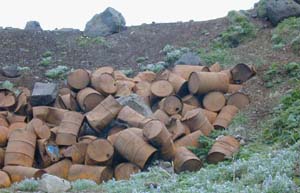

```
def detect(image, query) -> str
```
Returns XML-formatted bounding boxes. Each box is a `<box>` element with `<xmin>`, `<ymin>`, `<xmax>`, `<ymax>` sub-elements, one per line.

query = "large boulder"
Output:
<box><xmin>84</xmin><ymin>7</ymin><xmax>126</xmax><ymax>37</ymax></box>
<box><xmin>30</xmin><ymin>82</ymin><xmax>58</xmax><ymax>106</ymax></box>
<box><xmin>117</xmin><ymin>94</ymin><xmax>153</xmax><ymax>117</ymax></box>
<box><xmin>38</xmin><ymin>174</ymin><xmax>71</xmax><ymax>193</ymax></box>
<box><xmin>1</xmin><ymin>65</ymin><xmax>21</xmax><ymax>78</ymax></box>
<box><xmin>263</xmin><ymin>0</ymin><xmax>300</xmax><ymax>25</ymax></box>
<box><xmin>24</xmin><ymin>21</ymin><xmax>43</xmax><ymax>31</ymax></box>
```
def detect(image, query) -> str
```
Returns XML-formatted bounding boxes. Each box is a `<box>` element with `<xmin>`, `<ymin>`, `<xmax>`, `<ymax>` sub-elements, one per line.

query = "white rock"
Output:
<box><xmin>39</xmin><ymin>174</ymin><xmax>71</xmax><ymax>193</ymax></box>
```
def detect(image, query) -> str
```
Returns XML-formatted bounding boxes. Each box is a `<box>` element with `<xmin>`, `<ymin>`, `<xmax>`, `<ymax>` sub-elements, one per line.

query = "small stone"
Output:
<box><xmin>1</xmin><ymin>65</ymin><xmax>21</xmax><ymax>78</ymax></box>
<box><xmin>38</xmin><ymin>174</ymin><xmax>71</xmax><ymax>193</ymax></box>
<box><xmin>30</xmin><ymin>82</ymin><xmax>58</xmax><ymax>106</ymax></box>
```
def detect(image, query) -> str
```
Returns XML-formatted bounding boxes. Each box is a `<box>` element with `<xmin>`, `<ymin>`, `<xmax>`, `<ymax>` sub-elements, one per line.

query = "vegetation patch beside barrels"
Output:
<box><xmin>0</xmin><ymin>62</ymin><xmax>257</xmax><ymax>190</ymax></box>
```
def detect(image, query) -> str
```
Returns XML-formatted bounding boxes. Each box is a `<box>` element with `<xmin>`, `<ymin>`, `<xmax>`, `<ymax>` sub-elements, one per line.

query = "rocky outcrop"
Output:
<box><xmin>24</xmin><ymin>21</ymin><xmax>43</xmax><ymax>31</ymax></box>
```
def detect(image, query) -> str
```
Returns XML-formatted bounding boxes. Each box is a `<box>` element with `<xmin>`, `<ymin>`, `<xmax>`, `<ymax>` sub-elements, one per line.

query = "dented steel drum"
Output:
<box><xmin>68</xmin><ymin>164</ymin><xmax>113</xmax><ymax>184</ymax></box>
<box><xmin>213</xmin><ymin>105</ymin><xmax>239</xmax><ymax>129</ymax></box>
<box><xmin>175</xmin><ymin>130</ymin><xmax>204</xmax><ymax>148</ymax></box>
<box><xmin>45</xmin><ymin>159</ymin><xmax>72</xmax><ymax>179</ymax></box>
<box><xmin>5</xmin><ymin>128</ymin><xmax>36</xmax><ymax>167</ymax></box>
<box><xmin>114</xmin><ymin>163</ymin><xmax>140</xmax><ymax>181</ymax></box>
<box><xmin>56</xmin><ymin>111</ymin><xmax>84</xmax><ymax>146</ymax></box>
<box><xmin>173</xmin><ymin>147</ymin><xmax>202</xmax><ymax>173</ymax></box>
<box><xmin>3</xmin><ymin>166</ymin><xmax>46</xmax><ymax>183</ymax></box>
<box><xmin>0</xmin><ymin>170</ymin><xmax>11</xmax><ymax>188</ymax></box>
<box><xmin>114</xmin><ymin>130</ymin><xmax>157</xmax><ymax>169</ymax></box>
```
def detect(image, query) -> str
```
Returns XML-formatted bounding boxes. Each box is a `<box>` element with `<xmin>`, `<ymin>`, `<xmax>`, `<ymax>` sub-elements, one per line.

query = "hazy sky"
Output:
<box><xmin>0</xmin><ymin>0</ymin><xmax>259</xmax><ymax>30</ymax></box>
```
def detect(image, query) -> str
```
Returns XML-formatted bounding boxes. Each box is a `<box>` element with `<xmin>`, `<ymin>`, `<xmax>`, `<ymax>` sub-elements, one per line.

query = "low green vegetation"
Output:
<box><xmin>198</xmin><ymin>47</ymin><xmax>232</xmax><ymax>66</ymax></box>
<box><xmin>39</xmin><ymin>51</ymin><xmax>54</xmax><ymax>66</ymax></box>
<box><xmin>272</xmin><ymin>17</ymin><xmax>300</xmax><ymax>53</ymax></box>
<box><xmin>139</xmin><ymin>61</ymin><xmax>167</xmax><ymax>73</ymax></box>
<box><xmin>255</xmin><ymin>0</ymin><xmax>267</xmax><ymax>18</ymax></box>
<box><xmin>120</xmin><ymin>68</ymin><xmax>134</xmax><ymax>77</ymax></box>
<box><xmin>45</xmin><ymin>65</ymin><xmax>69</xmax><ymax>79</ymax></box>
<box><xmin>230</xmin><ymin>112</ymin><xmax>249</xmax><ymax>128</ymax></box>
<box><xmin>76</xmin><ymin>36</ymin><xmax>109</xmax><ymax>47</ymax></box>
<box><xmin>135</xmin><ymin>56</ymin><xmax>148</xmax><ymax>64</ymax></box>
<box><xmin>162</xmin><ymin>44</ymin><xmax>190</xmax><ymax>64</ymax></box>
<box><xmin>0</xmin><ymin>80</ymin><xmax>14</xmax><ymax>90</ymax></box>
<box><xmin>71</xmin><ymin>179</ymin><xmax>98</xmax><ymax>192</ymax></box>
<box><xmin>13</xmin><ymin>179</ymin><xmax>38</xmax><ymax>192</ymax></box>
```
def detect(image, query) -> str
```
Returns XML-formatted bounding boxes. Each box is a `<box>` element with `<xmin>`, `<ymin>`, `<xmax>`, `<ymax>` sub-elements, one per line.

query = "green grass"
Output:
<box><xmin>45</xmin><ymin>65</ymin><xmax>69</xmax><ymax>79</ymax></box>
<box><xmin>76</xmin><ymin>36</ymin><xmax>109</xmax><ymax>47</ymax></box>
<box><xmin>14</xmin><ymin>178</ymin><xmax>39</xmax><ymax>192</ymax></box>
<box><xmin>272</xmin><ymin>17</ymin><xmax>300</xmax><ymax>51</ymax></box>
<box><xmin>198</xmin><ymin>47</ymin><xmax>233</xmax><ymax>66</ymax></box>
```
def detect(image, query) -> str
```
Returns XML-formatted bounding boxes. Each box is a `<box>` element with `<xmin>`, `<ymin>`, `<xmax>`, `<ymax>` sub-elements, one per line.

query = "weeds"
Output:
<box><xmin>162</xmin><ymin>44</ymin><xmax>190</xmax><ymax>64</ymax></box>
<box><xmin>139</xmin><ymin>61</ymin><xmax>167</xmax><ymax>73</ymax></box>
<box><xmin>45</xmin><ymin>65</ymin><xmax>69</xmax><ymax>79</ymax></box>
<box><xmin>14</xmin><ymin>178</ymin><xmax>38</xmax><ymax>192</ymax></box>
<box><xmin>71</xmin><ymin>179</ymin><xmax>98</xmax><ymax>192</ymax></box>
<box><xmin>120</xmin><ymin>68</ymin><xmax>134</xmax><ymax>77</ymax></box>
<box><xmin>76</xmin><ymin>36</ymin><xmax>109</xmax><ymax>47</ymax></box>
<box><xmin>40</xmin><ymin>51</ymin><xmax>53</xmax><ymax>66</ymax></box>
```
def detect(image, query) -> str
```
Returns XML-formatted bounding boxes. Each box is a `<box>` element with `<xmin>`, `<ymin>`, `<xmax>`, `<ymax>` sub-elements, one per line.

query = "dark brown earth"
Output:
<box><xmin>0</xmin><ymin>10</ymin><xmax>300</xmax><ymax>136</ymax></box>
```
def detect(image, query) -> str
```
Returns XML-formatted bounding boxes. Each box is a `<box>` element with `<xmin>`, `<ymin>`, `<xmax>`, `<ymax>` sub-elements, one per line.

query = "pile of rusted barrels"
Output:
<box><xmin>0</xmin><ymin>63</ymin><xmax>255</xmax><ymax>188</ymax></box>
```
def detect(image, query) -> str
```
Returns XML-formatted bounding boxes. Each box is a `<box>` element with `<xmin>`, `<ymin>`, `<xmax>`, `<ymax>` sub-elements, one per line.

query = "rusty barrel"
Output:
<box><xmin>209</xmin><ymin>63</ymin><xmax>222</xmax><ymax>72</ymax></box>
<box><xmin>213</xmin><ymin>105</ymin><xmax>239</xmax><ymax>129</ymax></box>
<box><xmin>91</xmin><ymin>72</ymin><xmax>118</xmax><ymax>95</ymax></box>
<box><xmin>36</xmin><ymin>139</ymin><xmax>53</xmax><ymax>168</ymax></box>
<box><xmin>133</xmin><ymin>71</ymin><xmax>156</xmax><ymax>82</ymax></box>
<box><xmin>207</xmin><ymin>136</ymin><xmax>240</xmax><ymax>164</ymax></box>
<box><xmin>0</xmin><ymin>170</ymin><xmax>11</xmax><ymax>188</ymax></box>
<box><xmin>159</xmin><ymin>70</ymin><xmax>188</xmax><ymax>95</ymax></box>
<box><xmin>159</xmin><ymin>95</ymin><xmax>183</xmax><ymax>116</ymax></box>
<box><xmin>201</xmin><ymin>108</ymin><xmax>218</xmax><ymax>124</ymax></box>
<box><xmin>151</xmin><ymin>80</ymin><xmax>174</xmax><ymax>98</ymax></box>
<box><xmin>173</xmin><ymin>147</ymin><xmax>202</xmax><ymax>174</ymax></box>
<box><xmin>133</xmin><ymin>81</ymin><xmax>152</xmax><ymax>106</ymax></box>
<box><xmin>114</xmin><ymin>163</ymin><xmax>141</xmax><ymax>181</ymax></box>
<box><xmin>227</xmin><ymin>84</ymin><xmax>243</xmax><ymax>93</ymax></box>
<box><xmin>143</xmin><ymin>120</ymin><xmax>175</xmax><ymax>161</ymax></box>
<box><xmin>182</xmin><ymin>95</ymin><xmax>200</xmax><ymax>107</ymax></box>
<box><xmin>174</xmin><ymin>130</ymin><xmax>204</xmax><ymax>148</ymax></box>
<box><xmin>203</xmin><ymin>91</ymin><xmax>226</xmax><ymax>112</ymax></box>
<box><xmin>56</xmin><ymin>111</ymin><xmax>84</xmax><ymax>146</ymax></box>
<box><xmin>227</xmin><ymin>92</ymin><xmax>250</xmax><ymax>109</ymax></box>
<box><xmin>68</xmin><ymin>164</ymin><xmax>113</xmax><ymax>184</ymax></box>
<box><xmin>32</xmin><ymin>106</ymin><xmax>67</xmax><ymax>126</ymax></box>
<box><xmin>85</xmin><ymin>139</ymin><xmax>114</xmax><ymax>166</ymax></box>
<box><xmin>0</xmin><ymin>116</ymin><xmax>9</xmax><ymax>127</ymax></box>
<box><xmin>117</xmin><ymin>106</ymin><xmax>148</xmax><ymax>128</ymax></box>
<box><xmin>78</xmin><ymin>135</ymin><xmax>98</xmax><ymax>143</ymax></box>
<box><xmin>0</xmin><ymin>148</ymin><xmax>4</xmax><ymax>167</ymax></box>
<box><xmin>77</xmin><ymin>87</ymin><xmax>105</xmax><ymax>112</ymax></box>
<box><xmin>45</xmin><ymin>159</ymin><xmax>72</xmax><ymax>179</ymax></box>
<box><xmin>188</xmin><ymin>72</ymin><xmax>229</xmax><ymax>94</ymax></box>
<box><xmin>3</xmin><ymin>166</ymin><xmax>46</xmax><ymax>183</ymax></box>
<box><xmin>115</xmin><ymin>82</ymin><xmax>133</xmax><ymax>97</ymax></box>
<box><xmin>181</xmin><ymin>103</ymin><xmax>197</xmax><ymax>116</ymax></box>
<box><xmin>63</xmin><ymin>142</ymin><xmax>89</xmax><ymax>164</ymax></box>
<box><xmin>152</xmin><ymin>109</ymin><xmax>171</xmax><ymax>126</ymax></box>
<box><xmin>168</xmin><ymin>119</ymin><xmax>188</xmax><ymax>141</ymax></box>
<box><xmin>5</xmin><ymin>128</ymin><xmax>36</xmax><ymax>167</ymax></box>
<box><xmin>0</xmin><ymin>126</ymin><xmax>8</xmax><ymax>147</ymax></box>
<box><xmin>182</xmin><ymin>108</ymin><xmax>214</xmax><ymax>136</ymax></box>
<box><xmin>172</xmin><ymin>65</ymin><xmax>210</xmax><ymax>80</ymax></box>
<box><xmin>67</xmin><ymin>69</ymin><xmax>90</xmax><ymax>90</ymax></box>
<box><xmin>8</xmin><ymin>122</ymin><xmax>27</xmax><ymax>136</ymax></box>
<box><xmin>0</xmin><ymin>90</ymin><xmax>16</xmax><ymax>109</ymax></box>
<box><xmin>86</xmin><ymin>95</ymin><xmax>122</xmax><ymax>132</ymax></box>
<box><xmin>57</xmin><ymin>93</ymin><xmax>78</xmax><ymax>111</ymax></box>
<box><xmin>114</xmin><ymin>130</ymin><xmax>157</xmax><ymax>168</ymax></box>
<box><xmin>26</xmin><ymin>118</ymin><xmax>51</xmax><ymax>140</ymax></box>
<box><xmin>231</xmin><ymin>63</ymin><xmax>256</xmax><ymax>84</ymax></box>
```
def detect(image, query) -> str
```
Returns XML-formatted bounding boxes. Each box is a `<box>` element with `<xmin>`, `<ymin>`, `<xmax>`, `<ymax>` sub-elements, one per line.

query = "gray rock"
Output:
<box><xmin>25</xmin><ymin>21</ymin><xmax>43</xmax><ymax>31</ymax></box>
<box><xmin>84</xmin><ymin>7</ymin><xmax>126</xmax><ymax>37</ymax></box>
<box><xmin>265</xmin><ymin>0</ymin><xmax>300</xmax><ymax>25</ymax></box>
<box><xmin>117</xmin><ymin>94</ymin><xmax>153</xmax><ymax>117</ymax></box>
<box><xmin>30</xmin><ymin>82</ymin><xmax>58</xmax><ymax>106</ymax></box>
<box><xmin>175</xmin><ymin>52</ymin><xmax>202</xmax><ymax>65</ymax></box>
<box><xmin>1</xmin><ymin>65</ymin><xmax>21</xmax><ymax>78</ymax></box>
<box><xmin>39</xmin><ymin>174</ymin><xmax>71</xmax><ymax>193</ymax></box>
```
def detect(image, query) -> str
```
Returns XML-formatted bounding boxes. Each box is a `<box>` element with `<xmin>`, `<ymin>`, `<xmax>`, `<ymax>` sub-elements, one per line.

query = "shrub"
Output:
<box><xmin>76</xmin><ymin>36</ymin><xmax>109</xmax><ymax>47</ymax></box>
<box><xmin>198</xmin><ymin>47</ymin><xmax>232</xmax><ymax>66</ymax></box>
<box><xmin>291</xmin><ymin>36</ymin><xmax>300</xmax><ymax>55</ymax></box>
<box><xmin>39</xmin><ymin>56</ymin><xmax>52</xmax><ymax>66</ymax></box>
<box><xmin>256</xmin><ymin>0</ymin><xmax>267</xmax><ymax>18</ymax></box>
<box><xmin>14</xmin><ymin>178</ymin><xmax>38</xmax><ymax>192</ymax></box>
<box><xmin>139</xmin><ymin>61</ymin><xmax>167</xmax><ymax>73</ymax></box>
<box><xmin>45</xmin><ymin>65</ymin><xmax>69</xmax><ymax>79</ymax></box>
<box><xmin>71</xmin><ymin>179</ymin><xmax>98</xmax><ymax>192</ymax></box>
<box><xmin>120</xmin><ymin>68</ymin><xmax>134</xmax><ymax>77</ymax></box>
<box><xmin>136</xmin><ymin>56</ymin><xmax>148</xmax><ymax>64</ymax></box>
<box><xmin>272</xmin><ymin>17</ymin><xmax>300</xmax><ymax>50</ymax></box>
<box><xmin>162</xmin><ymin>44</ymin><xmax>190</xmax><ymax>64</ymax></box>
<box><xmin>0</xmin><ymin>80</ymin><xmax>14</xmax><ymax>90</ymax></box>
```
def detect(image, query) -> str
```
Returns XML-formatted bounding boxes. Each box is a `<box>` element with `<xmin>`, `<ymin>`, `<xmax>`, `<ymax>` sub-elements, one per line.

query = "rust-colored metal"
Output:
<box><xmin>92</xmin><ymin>66</ymin><xmax>114</xmax><ymax>75</ymax></box>
<box><xmin>188</xmin><ymin>72</ymin><xmax>229</xmax><ymax>94</ymax></box>
<box><xmin>0</xmin><ymin>148</ymin><xmax>4</xmax><ymax>167</ymax></box>
<box><xmin>5</xmin><ymin>128</ymin><xmax>36</xmax><ymax>167</ymax></box>
<box><xmin>203</xmin><ymin>91</ymin><xmax>226</xmax><ymax>112</ymax></box>
<box><xmin>0</xmin><ymin>116</ymin><xmax>9</xmax><ymax>127</ymax></box>
<box><xmin>91</xmin><ymin>72</ymin><xmax>117</xmax><ymax>95</ymax></box>
<box><xmin>36</xmin><ymin>139</ymin><xmax>52</xmax><ymax>168</ymax></box>
<box><xmin>220</xmin><ymin>69</ymin><xmax>233</xmax><ymax>82</ymax></box>
<box><xmin>133</xmin><ymin>71</ymin><xmax>156</xmax><ymax>82</ymax></box>
<box><xmin>167</xmin><ymin>119</ymin><xmax>187</xmax><ymax>141</ymax></box>
<box><xmin>231</xmin><ymin>63</ymin><xmax>256</xmax><ymax>84</ymax></box>
<box><xmin>117</xmin><ymin>106</ymin><xmax>148</xmax><ymax>128</ymax></box>
<box><xmin>227</xmin><ymin>92</ymin><xmax>250</xmax><ymax>109</ymax></box>
<box><xmin>6</xmin><ymin>113</ymin><xmax>26</xmax><ymax>124</ymax></box>
<box><xmin>133</xmin><ymin>81</ymin><xmax>152</xmax><ymax>106</ymax></box>
<box><xmin>227</xmin><ymin>84</ymin><xmax>243</xmax><ymax>93</ymax></box>
<box><xmin>108</xmin><ymin>126</ymin><xmax>126</xmax><ymax>137</ymax></box>
<box><xmin>207</xmin><ymin>136</ymin><xmax>240</xmax><ymax>164</ymax></box>
<box><xmin>78</xmin><ymin>135</ymin><xmax>98</xmax><ymax>143</ymax></box>
<box><xmin>115</xmin><ymin>83</ymin><xmax>133</xmax><ymax>97</ymax></box>
<box><xmin>209</xmin><ymin>63</ymin><xmax>222</xmax><ymax>72</ymax></box>
<box><xmin>151</xmin><ymin>80</ymin><xmax>174</xmax><ymax>98</ymax></box>
<box><xmin>14</xmin><ymin>92</ymin><xmax>29</xmax><ymax>115</ymax></box>
<box><xmin>77</xmin><ymin>87</ymin><xmax>105</xmax><ymax>112</ymax></box>
<box><xmin>213</xmin><ymin>105</ymin><xmax>239</xmax><ymax>129</ymax></box>
<box><xmin>0</xmin><ymin>170</ymin><xmax>11</xmax><ymax>188</ymax></box>
<box><xmin>86</xmin><ymin>95</ymin><xmax>122</xmax><ymax>132</ymax></box>
<box><xmin>8</xmin><ymin>122</ymin><xmax>27</xmax><ymax>136</ymax></box>
<box><xmin>143</xmin><ymin>120</ymin><xmax>175</xmax><ymax>161</ymax></box>
<box><xmin>68</xmin><ymin>164</ymin><xmax>113</xmax><ymax>184</ymax></box>
<box><xmin>63</xmin><ymin>142</ymin><xmax>88</xmax><ymax>164</ymax></box>
<box><xmin>182</xmin><ymin>108</ymin><xmax>214</xmax><ymax>136</ymax></box>
<box><xmin>67</xmin><ymin>69</ymin><xmax>90</xmax><ymax>90</ymax></box>
<box><xmin>182</xmin><ymin>95</ymin><xmax>200</xmax><ymax>107</ymax></box>
<box><xmin>56</xmin><ymin>111</ymin><xmax>84</xmax><ymax>146</ymax></box>
<box><xmin>0</xmin><ymin>90</ymin><xmax>16</xmax><ymax>109</ymax></box>
<box><xmin>57</xmin><ymin>93</ymin><xmax>78</xmax><ymax>111</ymax></box>
<box><xmin>32</xmin><ymin>106</ymin><xmax>67</xmax><ymax>126</ymax></box>
<box><xmin>114</xmin><ymin>130</ymin><xmax>157</xmax><ymax>168</ymax></box>
<box><xmin>114</xmin><ymin>163</ymin><xmax>141</xmax><ymax>180</ymax></box>
<box><xmin>173</xmin><ymin>147</ymin><xmax>202</xmax><ymax>174</ymax></box>
<box><xmin>181</xmin><ymin>103</ymin><xmax>197</xmax><ymax>116</ymax></box>
<box><xmin>3</xmin><ymin>166</ymin><xmax>46</xmax><ymax>183</ymax></box>
<box><xmin>172</xmin><ymin>65</ymin><xmax>210</xmax><ymax>80</ymax></box>
<box><xmin>26</xmin><ymin>118</ymin><xmax>51</xmax><ymax>140</ymax></box>
<box><xmin>45</xmin><ymin>159</ymin><xmax>72</xmax><ymax>179</ymax></box>
<box><xmin>201</xmin><ymin>108</ymin><xmax>218</xmax><ymax>124</ymax></box>
<box><xmin>85</xmin><ymin>139</ymin><xmax>114</xmax><ymax>166</ymax></box>
<box><xmin>174</xmin><ymin>130</ymin><xmax>203</xmax><ymax>148</ymax></box>
<box><xmin>0</xmin><ymin>126</ymin><xmax>8</xmax><ymax>147</ymax></box>
<box><xmin>159</xmin><ymin>95</ymin><xmax>183</xmax><ymax>116</ymax></box>
<box><xmin>158</xmin><ymin>70</ymin><xmax>188</xmax><ymax>95</ymax></box>
<box><xmin>152</xmin><ymin>109</ymin><xmax>171</xmax><ymax>126</ymax></box>
<box><xmin>113</xmin><ymin>70</ymin><xmax>133</xmax><ymax>81</ymax></box>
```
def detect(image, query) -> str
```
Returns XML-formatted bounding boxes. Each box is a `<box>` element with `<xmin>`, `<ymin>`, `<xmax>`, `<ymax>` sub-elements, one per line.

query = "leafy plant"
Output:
<box><xmin>136</xmin><ymin>56</ymin><xmax>148</xmax><ymax>64</ymax></box>
<box><xmin>139</xmin><ymin>61</ymin><xmax>167</xmax><ymax>73</ymax></box>
<box><xmin>161</xmin><ymin>44</ymin><xmax>190</xmax><ymax>64</ymax></box>
<box><xmin>198</xmin><ymin>47</ymin><xmax>232</xmax><ymax>66</ymax></box>
<box><xmin>45</xmin><ymin>65</ymin><xmax>69</xmax><ymax>79</ymax></box>
<box><xmin>14</xmin><ymin>178</ymin><xmax>38</xmax><ymax>192</ymax></box>
<box><xmin>76</xmin><ymin>36</ymin><xmax>109</xmax><ymax>47</ymax></box>
<box><xmin>120</xmin><ymin>68</ymin><xmax>134</xmax><ymax>77</ymax></box>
